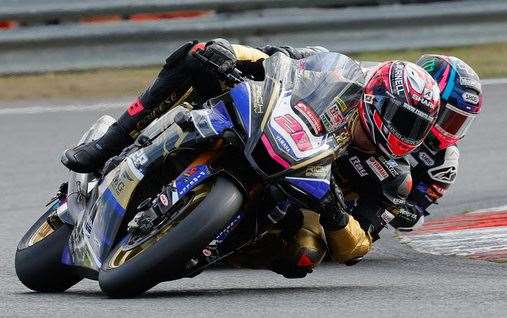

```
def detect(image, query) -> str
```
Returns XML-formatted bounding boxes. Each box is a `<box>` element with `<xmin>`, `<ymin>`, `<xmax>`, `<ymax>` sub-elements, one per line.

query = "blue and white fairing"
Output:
<box><xmin>229</xmin><ymin>52</ymin><xmax>364</xmax><ymax>200</ymax></box>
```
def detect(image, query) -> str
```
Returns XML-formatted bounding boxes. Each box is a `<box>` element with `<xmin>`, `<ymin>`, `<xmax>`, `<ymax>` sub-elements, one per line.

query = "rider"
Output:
<box><xmin>61</xmin><ymin>40</ymin><xmax>326</xmax><ymax>173</ymax></box>
<box><xmin>388</xmin><ymin>55</ymin><xmax>483</xmax><ymax>230</ymax></box>
<box><xmin>61</xmin><ymin>39</ymin><xmax>440</xmax><ymax>275</ymax></box>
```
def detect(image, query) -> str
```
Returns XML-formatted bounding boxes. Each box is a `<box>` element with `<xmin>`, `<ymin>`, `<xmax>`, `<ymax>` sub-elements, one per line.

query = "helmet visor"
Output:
<box><xmin>370</xmin><ymin>93</ymin><xmax>435</xmax><ymax>145</ymax></box>
<box><xmin>435</xmin><ymin>103</ymin><xmax>476</xmax><ymax>139</ymax></box>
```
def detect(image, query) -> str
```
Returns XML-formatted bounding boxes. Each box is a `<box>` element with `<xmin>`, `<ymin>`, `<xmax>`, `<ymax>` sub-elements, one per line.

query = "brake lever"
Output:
<box><xmin>192</xmin><ymin>50</ymin><xmax>243</xmax><ymax>85</ymax></box>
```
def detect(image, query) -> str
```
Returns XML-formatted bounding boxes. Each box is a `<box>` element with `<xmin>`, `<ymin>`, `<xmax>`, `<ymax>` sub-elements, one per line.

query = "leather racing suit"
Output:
<box><xmin>389</xmin><ymin>143</ymin><xmax>460</xmax><ymax>230</ymax></box>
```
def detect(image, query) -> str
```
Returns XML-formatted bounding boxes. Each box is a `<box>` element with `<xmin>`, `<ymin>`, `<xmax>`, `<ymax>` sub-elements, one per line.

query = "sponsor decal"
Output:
<box><xmin>366</xmin><ymin>157</ymin><xmax>389</xmax><ymax>181</ymax></box>
<box><xmin>305</xmin><ymin>165</ymin><xmax>330</xmax><ymax>179</ymax></box>
<box><xmin>428</xmin><ymin>165</ymin><xmax>457</xmax><ymax>184</ymax></box>
<box><xmin>131</xmin><ymin>150</ymin><xmax>148</xmax><ymax>167</ymax></box>
<box><xmin>411</xmin><ymin>93</ymin><xmax>435</xmax><ymax>109</ymax></box>
<box><xmin>274</xmin><ymin>114</ymin><xmax>302</xmax><ymax>134</ymax></box>
<box><xmin>393</xmin><ymin>62</ymin><xmax>405</xmax><ymax>95</ymax></box>
<box><xmin>111</xmin><ymin>175</ymin><xmax>125</xmax><ymax>195</ymax></box>
<box><xmin>462</xmin><ymin>92</ymin><xmax>480</xmax><ymax>105</ymax></box>
<box><xmin>390</xmin><ymin>197</ymin><xmax>404</xmax><ymax>205</ymax></box>
<box><xmin>459</xmin><ymin>77</ymin><xmax>481</xmax><ymax>92</ymax></box>
<box><xmin>322</xmin><ymin>104</ymin><xmax>344</xmax><ymax>131</ymax></box>
<box><xmin>274</xmin><ymin>132</ymin><xmax>293</xmax><ymax>154</ymax></box>
<box><xmin>423</xmin><ymin>87</ymin><xmax>433</xmax><ymax>100</ymax></box>
<box><xmin>159</xmin><ymin>194</ymin><xmax>169</xmax><ymax>206</ymax></box>
<box><xmin>380</xmin><ymin>210</ymin><xmax>395</xmax><ymax>224</ymax></box>
<box><xmin>177</xmin><ymin>165</ymin><xmax>211</xmax><ymax>195</ymax></box>
<box><xmin>184</xmin><ymin>166</ymin><xmax>199</xmax><ymax>177</ymax></box>
<box><xmin>333</xmin><ymin>96</ymin><xmax>349</xmax><ymax>113</ymax></box>
<box><xmin>363</xmin><ymin>94</ymin><xmax>375</xmax><ymax>104</ymax></box>
<box><xmin>291</xmin><ymin>130</ymin><xmax>313</xmax><ymax>152</ymax></box>
<box><xmin>349</xmin><ymin>156</ymin><xmax>368</xmax><ymax>177</ymax></box>
<box><xmin>127</xmin><ymin>98</ymin><xmax>144</xmax><ymax>116</ymax></box>
<box><xmin>333</xmin><ymin>129</ymin><xmax>351</xmax><ymax>148</ymax></box>
<box><xmin>294</xmin><ymin>101</ymin><xmax>324</xmax><ymax>135</ymax></box>
<box><xmin>378</xmin><ymin>156</ymin><xmax>399</xmax><ymax>176</ymax></box>
<box><xmin>418</xmin><ymin>151</ymin><xmax>435</xmax><ymax>166</ymax></box>
<box><xmin>214</xmin><ymin>212</ymin><xmax>244</xmax><ymax>243</ymax></box>
<box><xmin>400</xmin><ymin>101</ymin><xmax>434</xmax><ymax>121</ymax></box>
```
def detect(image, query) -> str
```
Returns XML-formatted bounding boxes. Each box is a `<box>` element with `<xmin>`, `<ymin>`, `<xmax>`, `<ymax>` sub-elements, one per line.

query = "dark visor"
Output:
<box><xmin>369</xmin><ymin>93</ymin><xmax>435</xmax><ymax>144</ymax></box>
<box><xmin>435</xmin><ymin>103</ymin><xmax>476</xmax><ymax>139</ymax></box>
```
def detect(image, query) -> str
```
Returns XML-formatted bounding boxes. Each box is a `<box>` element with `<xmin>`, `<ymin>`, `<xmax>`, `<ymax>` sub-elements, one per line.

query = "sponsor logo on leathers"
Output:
<box><xmin>366</xmin><ymin>157</ymin><xmax>389</xmax><ymax>181</ymax></box>
<box><xmin>418</xmin><ymin>151</ymin><xmax>435</xmax><ymax>166</ymax></box>
<box><xmin>349</xmin><ymin>156</ymin><xmax>368</xmax><ymax>177</ymax></box>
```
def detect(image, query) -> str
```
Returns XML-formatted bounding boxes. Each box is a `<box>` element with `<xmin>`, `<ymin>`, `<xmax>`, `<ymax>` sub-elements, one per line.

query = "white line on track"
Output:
<box><xmin>1</xmin><ymin>78</ymin><xmax>506</xmax><ymax>116</ymax></box>
<box><xmin>0</xmin><ymin>102</ymin><xmax>124</xmax><ymax>115</ymax></box>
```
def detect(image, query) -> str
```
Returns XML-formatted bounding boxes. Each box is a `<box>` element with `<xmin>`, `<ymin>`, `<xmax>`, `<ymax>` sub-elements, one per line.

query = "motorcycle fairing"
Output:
<box><xmin>64</xmin><ymin>157</ymin><xmax>143</xmax><ymax>268</ymax></box>
<box><xmin>64</xmin><ymin>102</ymin><xmax>235</xmax><ymax>270</ymax></box>
<box><xmin>190</xmin><ymin>103</ymin><xmax>234</xmax><ymax>138</ymax></box>
<box><xmin>243</xmin><ymin>53</ymin><xmax>362</xmax><ymax>179</ymax></box>
<box><xmin>230</xmin><ymin>82</ymin><xmax>252</xmax><ymax>137</ymax></box>
<box><xmin>285</xmin><ymin>177</ymin><xmax>330</xmax><ymax>200</ymax></box>
<box><xmin>171</xmin><ymin>164</ymin><xmax>213</xmax><ymax>203</ymax></box>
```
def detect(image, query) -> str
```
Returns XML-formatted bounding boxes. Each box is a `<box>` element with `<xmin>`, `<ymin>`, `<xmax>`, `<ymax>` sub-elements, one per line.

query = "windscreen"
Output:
<box><xmin>263</xmin><ymin>52</ymin><xmax>365</xmax><ymax>134</ymax></box>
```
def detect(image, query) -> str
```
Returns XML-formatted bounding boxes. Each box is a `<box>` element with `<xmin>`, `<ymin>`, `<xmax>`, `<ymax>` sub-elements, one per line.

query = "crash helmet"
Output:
<box><xmin>416</xmin><ymin>55</ymin><xmax>483</xmax><ymax>150</ymax></box>
<box><xmin>358</xmin><ymin>60</ymin><xmax>440</xmax><ymax>158</ymax></box>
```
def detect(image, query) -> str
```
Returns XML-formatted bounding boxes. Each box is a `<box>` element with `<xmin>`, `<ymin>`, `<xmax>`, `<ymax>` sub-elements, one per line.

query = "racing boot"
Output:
<box><xmin>271</xmin><ymin>209</ymin><xmax>327</xmax><ymax>278</ymax></box>
<box><xmin>61</xmin><ymin>42</ymin><xmax>201</xmax><ymax>173</ymax></box>
<box><xmin>60</xmin><ymin>120</ymin><xmax>133</xmax><ymax>173</ymax></box>
<box><xmin>324</xmin><ymin>214</ymin><xmax>372</xmax><ymax>265</ymax></box>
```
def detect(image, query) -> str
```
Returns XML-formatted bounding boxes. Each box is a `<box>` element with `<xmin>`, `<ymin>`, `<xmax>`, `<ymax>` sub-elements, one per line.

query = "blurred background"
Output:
<box><xmin>0</xmin><ymin>0</ymin><xmax>506</xmax><ymax>103</ymax></box>
<box><xmin>1</xmin><ymin>2</ymin><xmax>506</xmax><ymax>316</ymax></box>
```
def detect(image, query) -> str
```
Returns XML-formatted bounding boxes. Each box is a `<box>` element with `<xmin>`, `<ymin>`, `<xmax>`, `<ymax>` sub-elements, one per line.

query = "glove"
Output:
<box><xmin>389</xmin><ymin>203</ymin><xmax>425</xmax><ymax>231</ymax></box>
<box><xmin>199</xmin><ymin>38</ymin><xmax>237</xmax><ymax>76</ymax></box>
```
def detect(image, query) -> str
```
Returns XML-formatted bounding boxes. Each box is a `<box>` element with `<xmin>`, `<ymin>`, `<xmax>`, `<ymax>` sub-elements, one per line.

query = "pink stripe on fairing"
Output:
<box><xmin>260</xmin><ymin>134</ymin><xmax>290</xmax><ymax>169</ymax></box>
<box><xmin>439</xmin><ymin>65</ymin><xmax>451</xmax><ymax>91</ymax></box>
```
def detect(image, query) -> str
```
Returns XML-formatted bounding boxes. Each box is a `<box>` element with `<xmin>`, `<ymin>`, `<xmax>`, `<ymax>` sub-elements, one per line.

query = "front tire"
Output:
<box><xmin>15</xmin><ymin>209</ymin><xmax>82</xmax><ymax>292</ymax></box>
<box><xmin>99</xmin><ymin>177</ymin><xmax>243</xmax><ymax>298</ymax></box>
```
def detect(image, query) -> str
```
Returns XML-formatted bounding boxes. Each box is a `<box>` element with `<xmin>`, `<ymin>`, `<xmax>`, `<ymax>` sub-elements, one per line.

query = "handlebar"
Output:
<box><xmin>192</xmin><ymin>49</ymin><xmax>244</xmax><ymax>85</ymax></box>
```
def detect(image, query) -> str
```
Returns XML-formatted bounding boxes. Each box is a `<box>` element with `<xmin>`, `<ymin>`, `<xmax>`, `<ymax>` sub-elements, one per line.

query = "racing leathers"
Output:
<box><xmin>389</xmin><ymin>143</ymin><xmax>460</xmax><ymax>230</ymax></box>
<box><xmin>61</xmin><ymin>39</ymin><xmax>406</xmax><ymax>277</ymax></box>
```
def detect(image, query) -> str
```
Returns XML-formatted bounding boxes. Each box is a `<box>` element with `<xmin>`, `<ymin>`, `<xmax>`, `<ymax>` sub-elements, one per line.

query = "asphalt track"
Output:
<box><xmin>1</xmin><ymin>83</ymin><xmax>506</xmax><ymax>317</ymax></box>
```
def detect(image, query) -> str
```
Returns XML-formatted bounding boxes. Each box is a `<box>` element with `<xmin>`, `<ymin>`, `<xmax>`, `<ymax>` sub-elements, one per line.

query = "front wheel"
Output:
<box><xmin>99</xmin><ymin>177</ymin><xmax>243</xmax><ymax>298</ymax></box>
<box><xmin>15</xmin><ymin>208</ymin><xmax>82</xmax><ymax>292</ymax></box>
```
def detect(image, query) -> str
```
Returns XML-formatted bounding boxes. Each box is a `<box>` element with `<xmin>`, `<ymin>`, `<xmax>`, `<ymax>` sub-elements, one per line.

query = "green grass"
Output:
<box><xmin>350</xmin><ymin>42</ymin><xmax>507</xmax><ymax>79</ymax></box>
<box><xmin>1</xmin><ymin>42</ymin><xmax>506</xmax><ymax>102</ymax></box>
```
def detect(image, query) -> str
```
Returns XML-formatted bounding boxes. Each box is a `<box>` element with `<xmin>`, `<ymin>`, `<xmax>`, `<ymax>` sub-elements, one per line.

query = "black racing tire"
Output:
<box><xmin>15</xmin><ymin>209</ymin><xmax>82</xmax><ymax>292</ymax></box>
<box><xmin>98</xmin><ymin>177</ymin><xmax>243</xmax><ymax>298</ymax></box>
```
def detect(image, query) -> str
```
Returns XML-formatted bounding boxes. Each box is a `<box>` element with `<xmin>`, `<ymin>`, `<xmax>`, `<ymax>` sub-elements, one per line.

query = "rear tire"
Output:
<box><xmin>99</xmin><ymin>177</ymin><xmax>243</xmax><ymax>298</ymax></box>
<box><xmin>15</xmin><ymin>209</ymin><xmax>82</xmax><ymax>292</ymax></box>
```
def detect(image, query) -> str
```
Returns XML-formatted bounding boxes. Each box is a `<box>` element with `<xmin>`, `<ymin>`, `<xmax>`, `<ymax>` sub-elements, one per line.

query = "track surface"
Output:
<box><xmin>1</xmin><ymin>83</ymin><xmax>506</xmax><ymax>317</ymax></box>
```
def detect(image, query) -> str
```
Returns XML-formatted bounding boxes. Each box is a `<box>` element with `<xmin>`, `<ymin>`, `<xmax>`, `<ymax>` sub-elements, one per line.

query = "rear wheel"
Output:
<box><xmin>99</xmin><ymin>177</ymin><xmax>243</xmax><ymax>298</ymax></box>
<box><xmin>15</xmin><ymin>208</ymin><xmax>82</xmax><ymax>292</ymax></box>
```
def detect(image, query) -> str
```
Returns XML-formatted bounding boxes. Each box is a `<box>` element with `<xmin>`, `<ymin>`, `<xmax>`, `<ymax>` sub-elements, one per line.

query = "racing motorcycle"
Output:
<box><xmin>15</xmin><ymin>52</ymin><xmax>364</xmax><ymax>297</ymax></box>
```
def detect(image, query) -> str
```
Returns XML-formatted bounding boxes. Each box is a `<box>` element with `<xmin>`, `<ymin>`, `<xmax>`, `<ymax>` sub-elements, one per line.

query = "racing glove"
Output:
<box><xmin>197</xmin><ymin>38</ymin><xmax>238</xmax><ymax>76</ymax></box>
<box><xmin>389</xmin><ymin>203</ymin><xmax>426</xmax><ymax>232</ymax></box>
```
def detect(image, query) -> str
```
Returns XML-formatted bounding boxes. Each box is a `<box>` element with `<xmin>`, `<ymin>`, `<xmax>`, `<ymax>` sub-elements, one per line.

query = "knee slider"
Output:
<box><xmin>325</xmin><ymin>215</ymin><xmax>372</xmax><ymax>263</ymax></box>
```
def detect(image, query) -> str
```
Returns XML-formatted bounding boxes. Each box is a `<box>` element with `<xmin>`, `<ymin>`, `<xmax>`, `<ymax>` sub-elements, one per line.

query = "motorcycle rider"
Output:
<box><xmin>61</xmin><ymin>39</ymin><xmax>440</xmax><ymax>276</ymax></box>
<box><xmin>388</xmin><ymin>55</ymin><xmax>483</xmax><ymax>230</ymax></box>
